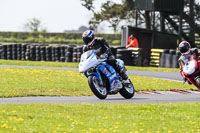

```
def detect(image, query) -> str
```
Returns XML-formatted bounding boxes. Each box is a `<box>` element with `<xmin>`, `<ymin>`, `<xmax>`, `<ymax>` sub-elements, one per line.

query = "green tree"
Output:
<box><xmin>81</xmin><ymin>0</ymin><xmax>95</xmax><ymax>12</ymax></box>
<box><xmin>81</xmin><ymin>0</ymin><xmax>200</xmax><ymax>35</ymax></box>
<box><xmin>23</xmin><ymin>18</ymin><xmax>47</xmax><ymax>32</ymax></box>
<box><xmin>81</xmin><ymin>0</ymin><xmax>135</xmax><ymax>32</ymax></box>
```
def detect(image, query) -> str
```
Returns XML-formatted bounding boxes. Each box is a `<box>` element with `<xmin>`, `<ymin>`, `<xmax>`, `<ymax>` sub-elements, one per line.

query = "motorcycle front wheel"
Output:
<box><xmin>88</xmin><ymin>75</ymin><xmax>107</xmax><ymax>99</ymax></box>
<box><xmin>119</xmin><ymin>79</ymin><xmax>135</xmax><ymax>99</ymax></box>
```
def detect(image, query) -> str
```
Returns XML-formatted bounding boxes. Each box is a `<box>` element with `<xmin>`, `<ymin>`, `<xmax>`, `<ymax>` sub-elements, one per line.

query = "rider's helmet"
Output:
<box><xmin>178</xmin><ymin>41</ymin><xmax>191</xmax><ymax>54</ymax></box>
<box><xmin>82</xmin><ymin>30</ymin><xmax>95</xmax><ymax>46</ymax></box>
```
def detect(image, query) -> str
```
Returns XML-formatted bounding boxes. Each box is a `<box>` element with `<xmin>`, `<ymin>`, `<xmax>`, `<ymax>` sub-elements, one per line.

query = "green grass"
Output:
<box><xmin>0</xmin><ymin>103</ymin><xmax>199</xmax><ymax>132</ymax></box>
<box><xmin>0</xmin><ymin>61</ymin><xmax>198</xmax><ymax>133</ymax></box>
<box><xmin>0</xmin><ymin>67</ymin><xmax>195</xmax><ymax>97</ymax></box>
<box><xmin>0</xmin><ymin>67</ymin><xmax>90</xmax><ymax>97</ymax></box>
<box><xmin>0</xmin><ymin>60</ymin><xmax>79</xmax><ymax>68</ymax></box>
<box><xmin>0</xmin><ymin>59</ymin><xmax>180</xmax><ymax>72</ymax></box>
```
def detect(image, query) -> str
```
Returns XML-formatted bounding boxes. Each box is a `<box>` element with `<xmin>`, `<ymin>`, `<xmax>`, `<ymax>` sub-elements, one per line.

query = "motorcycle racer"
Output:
<box><xmin>82</xmin><ymin>30</ymin><xmax>129</xmax><ymax>82</ymax></box>
<box><xmin>178</xmin><ymin>41</ymin><xmax>199</xmax><ymax>84</ymax></box>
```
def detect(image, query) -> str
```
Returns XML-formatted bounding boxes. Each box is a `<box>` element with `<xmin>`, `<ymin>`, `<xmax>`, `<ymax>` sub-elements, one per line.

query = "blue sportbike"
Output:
<box><xmin>79</xmin><ymin>50</ymin><xmax>135</xmax><ymax>99</ymax></box>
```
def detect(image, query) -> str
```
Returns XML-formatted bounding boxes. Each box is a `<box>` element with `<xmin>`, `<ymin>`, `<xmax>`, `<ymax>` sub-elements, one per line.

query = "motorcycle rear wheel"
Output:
<box><xmin>88</xmin><ymin>75</ymin><xmax>107</xmax><ymax>99</ymax></box>
<box><xmin>119</xmin><ymin>79</ymin><xmax>135</xmax><ymax>99</ymax></box>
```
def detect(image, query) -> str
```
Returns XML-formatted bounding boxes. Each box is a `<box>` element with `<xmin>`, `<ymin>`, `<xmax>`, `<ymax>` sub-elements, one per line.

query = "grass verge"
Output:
<box><xmin>0</xmin><ymin>103</ymin><xmax>199</xmax><ymax>132</ymax></box>
<box><xmin>0</xmin><ymin>60</ymin><xmax>179</xmax><ymax>72</ymax></box>
<box><xmin>0</xmin><ymin>67</ymin><xmax>195</xmax><ymax>97</ymax></box>
<box><xmin>0</xmin><ymin>60</ymin><xmax>79</xmax><ymax>68</ymax></box>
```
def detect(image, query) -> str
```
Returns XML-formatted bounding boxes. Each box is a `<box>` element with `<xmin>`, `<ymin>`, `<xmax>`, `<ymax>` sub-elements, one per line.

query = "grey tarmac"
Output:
<box><xmin>0</xmin><ymin>65</ymin><xmax>183</xmax><ymax>81</ymax></box>
<box><xmin>0</xmin><ymin>65</ymin><xmax>198</xmax><ymax>104</ymax></box>
<box><xmin>0</xmin><ymin>93</ymin><xmax>200</xmax><ymax>104</ymax></box>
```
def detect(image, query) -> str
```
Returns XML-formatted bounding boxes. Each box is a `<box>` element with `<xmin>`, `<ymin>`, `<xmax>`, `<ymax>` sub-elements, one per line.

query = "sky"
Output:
<box><xmin>1</xmin><ymin>0</ymin><xmax>198</xmax><ymax>33</ymax></box>
<box><xmin>0</xmin><ymin>0</ymin><xmax>121</xmax><ymax>33</ymax></box>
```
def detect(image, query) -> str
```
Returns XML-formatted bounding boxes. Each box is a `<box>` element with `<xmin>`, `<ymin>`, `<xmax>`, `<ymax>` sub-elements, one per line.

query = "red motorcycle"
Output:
<box><xmin>180</xmin><ymin>53</ymin><xmax>200</xmax><ymax>89</ymax></box>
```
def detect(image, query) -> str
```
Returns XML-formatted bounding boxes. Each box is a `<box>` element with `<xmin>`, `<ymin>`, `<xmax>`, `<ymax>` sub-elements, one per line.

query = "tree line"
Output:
<box><xmin>81</xmin><ymin>0</ymin><xmax>200</xmax><ymax>33</ymax></box>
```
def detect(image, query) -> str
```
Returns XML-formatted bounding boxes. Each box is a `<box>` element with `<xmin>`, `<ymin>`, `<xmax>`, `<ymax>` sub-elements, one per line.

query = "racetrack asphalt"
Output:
<box><xmin>0</xmin><ymin>65</ymin><xmax>183</xmax><ymax>81</ymax></box>
<box><xmin>1</xmin><ymin>93</ymin><xmax>200</xmax><ymax>104</ymax></box>
<box><xmin>0</xmin><ymin>65</ymin><xmax>198</xmax><ymax>104</ymax></box>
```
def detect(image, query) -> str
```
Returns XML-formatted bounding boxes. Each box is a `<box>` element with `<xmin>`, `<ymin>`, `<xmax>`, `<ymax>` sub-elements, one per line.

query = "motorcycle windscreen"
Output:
<box><xmin>79</xmin><ymin>50</ymin><xmax>97</xmax><ymax>73</ymax></box>
<box><xmin>80</xmin><ymin>50</ymin><xmax>95</xmax><ymax>62</ymax></box>
<box><xmin>183</xmin><ymin>61</ymin><xmax>196</xmax><ymax>75</ymax></box>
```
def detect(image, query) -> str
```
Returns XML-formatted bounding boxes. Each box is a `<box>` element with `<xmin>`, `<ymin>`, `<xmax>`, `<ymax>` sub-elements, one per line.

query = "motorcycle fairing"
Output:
<box><xmin>79</xmin><ymin>50</ymin><xmax>120</xmax><ymax>91</ymax></box>
<box><xmin>97</xmin><ymin>63</ymin><xmax>119</xmax><ymax>90</ymax></box>
<box><xmin>84</xmin><ymin>63</ymin><xmax>119</xmax><ymax>90</ymax></box>
<box><xmin>79</xmin><ymin>50</ymin><xmax>98</xmax><ymax>73</ymax></box>
<box><xmin>183</xmin><ymin>60</ymin><xmax>196</xmax><ymax>75</ymax></box>
<box><xmin>84</xmin><ymin>70</ymin><xmax>103</xmax><ymax>86</ymax></box>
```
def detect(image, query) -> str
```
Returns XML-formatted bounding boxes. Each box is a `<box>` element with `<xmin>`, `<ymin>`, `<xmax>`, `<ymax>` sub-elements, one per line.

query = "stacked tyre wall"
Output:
<box><xmin>159</xmin><ymin>49</ymin><xmax>181</xmax><ymax>68</ymax></box>
<box><xmin>150</xmin><ymin>48</ymin><xmax>181</xmax><ymax>68</ymax></box>
<box><xmin>150</xmin><ymin>49</ymin><xmax>164</xmax><ymax>67</ymax></box>
<box><xmin>1</xmin><ymin>43</ymin><xmax>181</xmax><ymax>68</ymax></box>
<box><xmin>0</xmin><ymin>44</ymin><xmax>144</xmax><ymax>66</ymax></box>
<box><xmin>116</xmin><ymin>48</ymin><xmax>142</xmax><ymax>66</ymax></box>
<box><xmin>0</xmin><ymin>44</ymin><xmax>83</xmax><ymax>63</ymax></box>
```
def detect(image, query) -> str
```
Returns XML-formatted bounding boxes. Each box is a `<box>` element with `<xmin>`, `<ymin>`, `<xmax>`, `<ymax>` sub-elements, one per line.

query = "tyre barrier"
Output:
<box><xmin>159</xmin><ymin>53</ymin><xmax>180</xmax><ymax>68</ymax></box>
<box><xmin>117</xmin><ymin>49</ymin><xmax>133</xmax><ymax>66</ymax></box>
<box><xmin>46</xmin><ymin>46</ymin><xmax>52</xmax><ymax>61</ymax></box>
<box><xmin>116</xmin><ymin>48</ymin><xmax>142</xmax><ymax>66</ymax></box>
<box><xmin>164</xmin><ymin>54</ymin><xmax>173</xmax><ymax>68</ymax></box>
<box><xmin>169</xmin><ymin>49</ymin><xmax>176</xmax><ymax>55</ymax></box>
<box><xmin>75</xmin><ymin>46</ymin><xmax>83</xmax><ymax>62</ymax></box>
<box><xmin>132</xmin><ymin>48</ymin><xmax>142</xmax><ymax>66</ymax></box>
<box><xmin>36</xmin><ymin>46</ymin><xmax>41</xmax><ymax>61</ymax></box>
<box><xmin>111</xmin><ymin>47</ymin><xmax>117</xmax><ymax>58</ymax></box>
<box><xmin>150</xmin><ymin>49</ymin><xmax>180</xmax><ymax>68</ymax></box>
<box><xmin>25</xmin><ymin>45</ymin><xmax>30</xmax><ymax>60</ymax></box>
<box><xmin>72</xmin><ymin>47</ymin><xmax>78</xmax><ymax>62</ymax></box>
<box><xmin>12</xmin><ymin>44</ymin><xmax>17</xmax><ymax>60</ymax></box>
<box><xmin>17</xmin><ymin>44</ymin><xmax>22</xmax><ymax>60</ymax></box>
<box><xmin>51</xmin><ymin>46</ymin><xmax>56</xmax><ymax>61</ymax></box>
<box><xmin>7</xmin><ymin>44</ymin><xmax>12</xmax><ymax>60</ymax></box>
<box><xmin>60</xmin><ymin>46</ymin><xmax>66</xmax><ymax>62</ymax></box>
<box><xmin>21</xmin><ymin>44</ymin><xmax>26</xmax><ymax>61</ymax></box>
<box><xmin>171</xmin><ymin>55</ymin><xmax>179</xmax><ymax>68</ymax></box>
<box><xmin>0</xmin><ymin>44</ymin><xmax>72</xmax><ymax>62</ymax></box>
<box><xmin>1</xmin><ymin>45</ymin><xmax>7</xmax><ymax>59</ymax></box>
<box><xmin>30</xmin><ymin>45</ymin><xmax>36</xmax><ymax>61</ymax></box>
<box><xmin>150</xmin><ymin>49</ymin><xmax>164</xmax><ymax>67</ymax></box>
<box><xmin>65</xmin><ymin>46</ymin><xmax>73</xmax><ymax>62</ymax></box>
<box><xmin>0</xmin><ymin>44</ymin><xmax>144</xmax><ymax>65</ymax></box>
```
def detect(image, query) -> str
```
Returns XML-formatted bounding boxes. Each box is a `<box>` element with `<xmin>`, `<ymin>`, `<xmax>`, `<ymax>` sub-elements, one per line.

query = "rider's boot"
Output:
<box><xmin>121</xmin><ymin>72</ymin><xmax>130</xmax><ymax>84</ymax></box>
<box><xmin>116</xmin><ymin>64</ymin><xmax>130</xmax><ymax>84</ymax></box>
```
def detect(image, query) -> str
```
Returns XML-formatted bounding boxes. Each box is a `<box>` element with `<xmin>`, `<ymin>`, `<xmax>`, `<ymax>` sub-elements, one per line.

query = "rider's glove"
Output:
<box><xmin>100</xmin><ymin>53</ymin><xmax>108</xmax><ymax>59</ymax></box>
